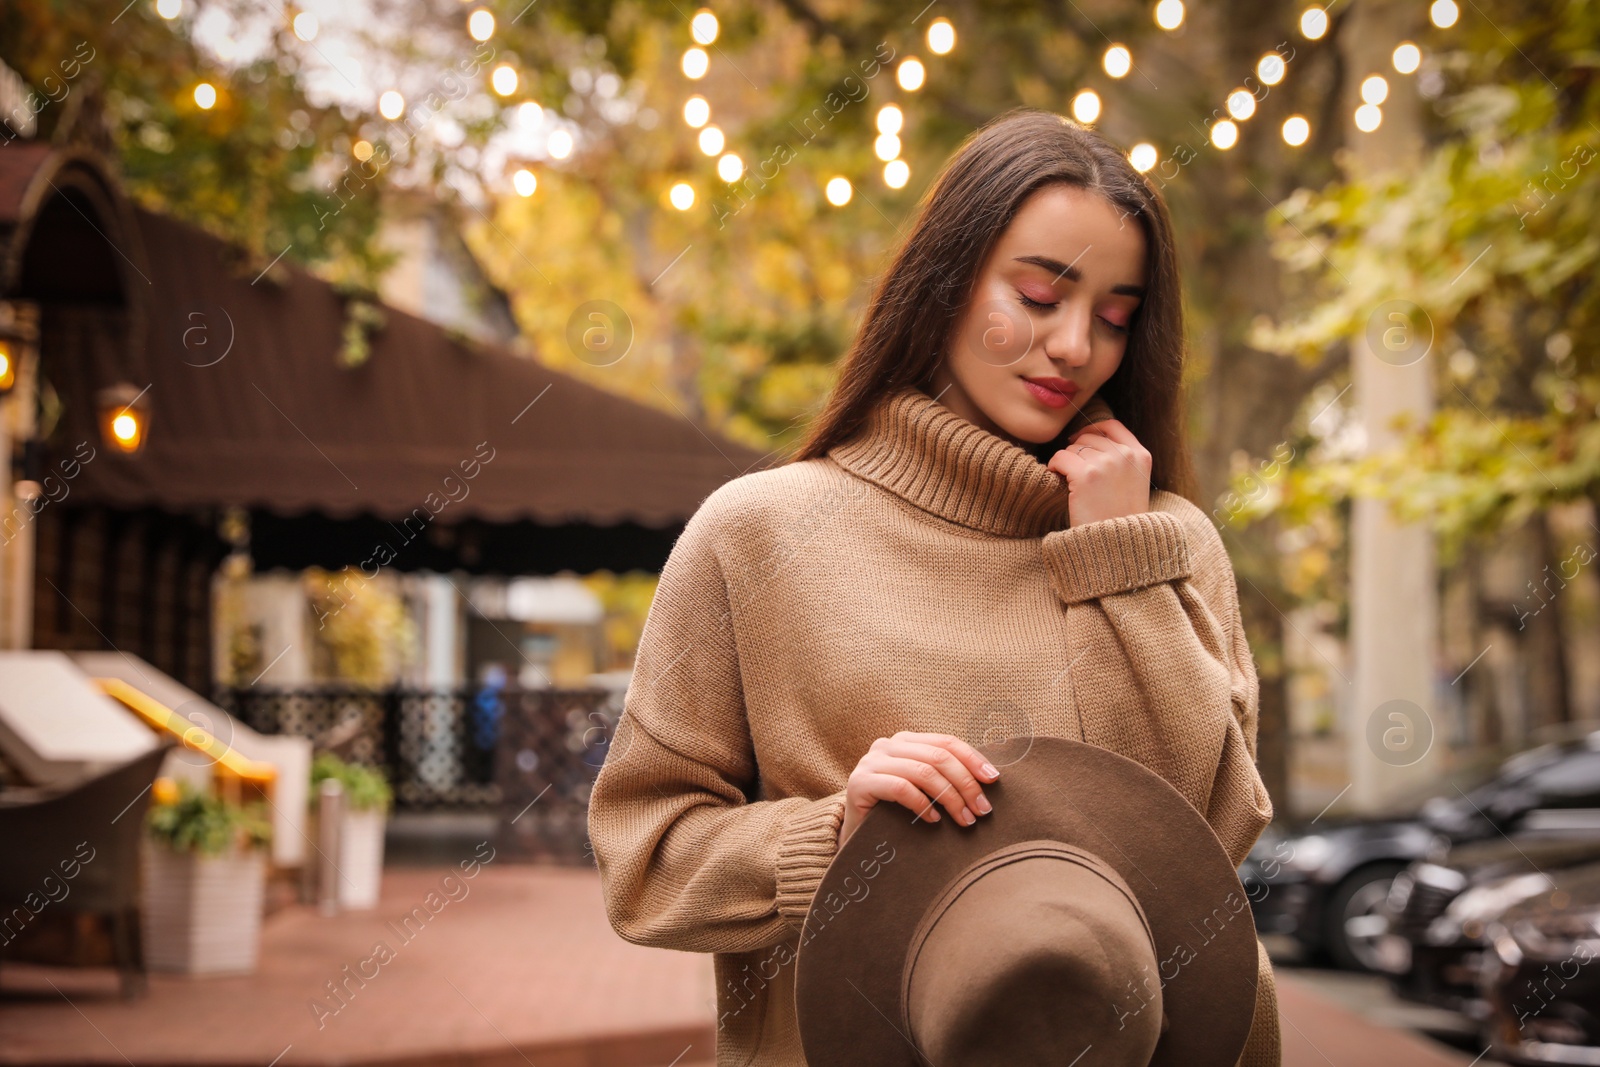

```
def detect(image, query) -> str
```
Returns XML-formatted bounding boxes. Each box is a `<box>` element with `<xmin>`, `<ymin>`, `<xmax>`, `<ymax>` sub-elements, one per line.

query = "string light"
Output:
<box><xmin>683</xmin><ymin>95</ymin><xmax>710</xmax><ymax>127</ymax></box>
<box><xmin>717</xmin><ymin>153</ymin><xmax>743</xmax><ymax>181</ymax></box>
<box><xmin>379</xmin><ymin>90</ymin><xmax>404</xmax><ymax>120</ymax></box>
<box><xmin>194</xmin><ymin>82</ymin><xmax>217</xmax><ymax>109</ymax></box>
<box><xmin>157</xmin><ymin>0</ymin><xmax>181</xmax><ymax>18</ymax></box>
<box><xmin>691</xmin><ymin>9</ymin><xmax>719</xmax><ymax>45</ymax></box>
<box><xmin>1104</xmin><ymin>45</ymin><xmax>1132</xmax><ymax>78</ymax></box>
<box><xmin>292</xmin><ymin>12</ymin><xmax>318</xmax><ymax>41</ymax></box>
<box><xmin>468</xmin><ymin>9</ymin><xmax>494</xmax><ymax>41</ymax></box>
<box><xmin>1071</xmin><ymin>90</ymin><xmax>1101</xmax><ymax>124</ymax></box>
<box><xmin>877</xmin><ymin>105</ymin><xmax>904</xmax><ymax>135</ymax></box>
<box><xmin>1360</xmin><ymin>75</ymin><xmax>1389</xmax><ymax>105</ymax></box>
<box><xmin>1282</xmin><ymin>115</ymin><xmax>1310</xmax><ymax>145</ymax></box>
<box><xmin>352</xmin><ymin>140</ymin><xmax>374</xmax><ymax>161</ymax></box>
<box><xmin>492</xmin><ymin>64</ymin><xmax>519</xmax><ymax>96</ymax></box>
<box><xmin>698</xmin><ymin>125</ymin><xmax>724</xmax><ymax>155</ymax></box>
<box><xmin>682</xmin><ymin>47</ymin><xmax>709</xmax><ymax>79</ymax></box>
<box><xmin>669</xmin><ymin>182</ymin><xmax>695</xmax><ymax>210</ymax></box>
<box><xmin>1210</xmin><ymin>119</ymin><xmax>1238</xmax><ymax>149</ymax></box>
<box><xmin>1392</xmin><ymin>42</ymin><xmax>1421</xmax><ymax>74</ymax></box>
<box><xmin>1257</xmin><ymin>53</ymin><xmax>1286</xmax><ymax>85</ymax></box>
<box><xmin>1300</xmin><ymin>6</ymin><xmax>1328</xmax><ymax>39</ymax></box>
<box><xmin>518</xmin><ymin>101</ymin><xmax>544</xmax><ymax>125</ymax></box>
<box><xmin>825</xmin><ymin>177</ymin><xmax>853</xmax><ymax>206</ymax></box>
<box><xmin>1154</xmin><ymin>0</ymin><xmax>1184</xmax><ymax>31</ymax></box>
<box><xmin>1354</xmin><ymin>103</ymin><xmax>1382</xmax><ymax>131</ymax></box>
<box><xmin>548</xmin><ymin>129</ymin><xmax>574</xmax><ymax>158</ymax></box>
<box><xmin>1429</xmin><ymin>0</ymin><xmax>1458</xmax><ymax>28</ymax></box>
<box><xmin>513</xmin><ymin>168</ymin><xmax>537</xmax><ymax>196</ymax></box>
<box><xmin>874</xmin><ymin>133</ymin><xmax>901</xmax><ymax>161</ymax></box>
<box><xmin>897</xmin><ymin>58</ymin><xmax>926</xmax><ymax>91</ymax></box>
<box><xmin>884</xmin><ymin>159</ymin><xmax>910</xmax><ymax>189</ymax></box>
<box><xmin>1226</xmin><ymin>89</ymin><xmax>1256</xmax><ymax>121</ymax></box>
<box><xmin>927</xmin><ymin>18</ymin><xmax>956</xmax><ymax>54</ymax></box>
<box><xmin>1129</xmin><ymin>143</ymin><xmax>1158</xmax><ymax>172</ymax></box>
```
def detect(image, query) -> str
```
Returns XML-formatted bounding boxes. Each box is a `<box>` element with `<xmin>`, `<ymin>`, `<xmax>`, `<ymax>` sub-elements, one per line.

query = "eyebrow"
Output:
<box><xmin>1012</xmin><ymin>254</ymin><xmax>1146</xmax><ymax>298</ymax></box>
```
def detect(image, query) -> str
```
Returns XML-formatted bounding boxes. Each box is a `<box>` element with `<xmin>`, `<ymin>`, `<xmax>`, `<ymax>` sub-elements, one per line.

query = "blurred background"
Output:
<box><xmin>0</xmin><ymin>0</ymin><xmax>1596</xmax><ymax>1064</ymax></box>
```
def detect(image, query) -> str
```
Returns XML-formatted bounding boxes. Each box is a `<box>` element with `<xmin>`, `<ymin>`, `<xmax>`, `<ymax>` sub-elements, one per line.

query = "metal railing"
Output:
<box><xmin>214</xmin><ymin>685</ymin><xmax>626</xmax><ymax>863</ymax></box>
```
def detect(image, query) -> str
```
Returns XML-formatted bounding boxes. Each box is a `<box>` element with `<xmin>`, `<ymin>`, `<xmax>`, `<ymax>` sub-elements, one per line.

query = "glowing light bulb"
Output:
<box><xmin>156</xmin><ymin>0</ymin><xmax>181</xmax><ymax>18</ymax></box>
<box><xmin>1211</xmin><ymin>119</ymin><xmax>1238</xmax><ymax>149</ymax></box>
<box><xmin>1282</xmin><ymin>115</ymin><xmax>1310</xmax><ymax>145</ymax></box>
<box><xmin>1300</xmin><ymin>6</ymin><xmax>1328</xmax><ymax>39</ymax></box>
<box><xmin>884</xmin><ymin>160</ymin><xmax>910</xmax><ymax>188</ymax></box>
<box><xmin>512</xmin><ymin>168</ymin><xmax>537</xmax><ymax>197</ymax></box>
<box><xmin>927</xmin><ymin>18</ymin><xmax>955</xmax><ymax>55</ymax></box>
<box><xmin>1429</xmin><ymin>0</ymin><xmax>1458</xmax><ymax>28</ymax></box>
<box><xmin>548</xmin><ymin>129</ymin><xmax>574</xmax><ymax>158</ymax></box>
<box><xmin>877</xmin><ymin>105</ymin><xmax>903</xmax><ymax>135</ymax></box>
<box><xmin>1227</xmin><ymin>89</ymin><xmax>1256</xmax><ymax>121</ymax></box>
<box><xmin>379</xmin><ymin>90</ymin><xmax>405</xmax><ymax>120</ymax></box>
<box><xmin>293</xmin><ymin>12</ymin><xmax>318</xmax><ymax>40</ymax></box>
<box><xmin>1354</xmin><ymin>103</ymin><xmax>1382</xmax><ymax>132</ymax></box>
<box><xmin>691</xmin><ymin>9</ymin><xmax>718</xmax><ymax>45</ymax></box>
<box><xmin>669</xmin><ymin>182</ymin><xmax>695</xmax><ymax>210</ymax></box>
<box><xmin>825</xmin><ymin>177</ymin><xmax>852</xmax><ymax>206</ymax></box>
<box><xmin>717</xmin><ymin>153</ymin><xmax>743</xmax><ymax>182</ymax></box>
<box><xmin>193</xmin><ymin>82</ymin><xmax>217</xmax><ymax>109</ymax></box>
<box><xmin>468</xmin><ymin>9</ymin><xmax>494</xmax><ymax>41</ymax></box>
<box><xmin>874</xmin><ymin>133</ymin><xmax>901</xmax><ymax>161</ymax></box>
<box><xmin>492</xmin><ymin>64</ymin><xmax>519</xmax><ymax>96</ymax></box>
<box><xmin>682</xmin><ymin>47</ymin><xmax>709</xmax><ymax>79</ymax></box>
<box><xmin>1071</xmin><ymin>89</ymin><xmax>1101</xmax><ymax>124</ymax></box>
<box><xmin>1129</xmin><ymin>143</ymin><xmax>1158</xmax><ymax>172</ymax></box>
<box><xmin>698</xmin><ymin>125</ymin><xmax>724</xmax><ymax>155</ymax></box>
<box><xmin>1257</xmin><ymin>53</ymin><xmax>1286</xmax><ymax>85</ymax></box>
<box><xmin>1392</xmin><ymin>42</ymin><xmax>1421</xmax><ymax>74</ymax></box>
<box><xmin>1154</xmin><ymin>0</ymin><xmax>1184</xmax><ymax>31</ymax></box>
<box><xmin>897</xmin><ymin>58</ymin><xmax>926</xmax><ymax>91</ymax></box>
<box><xmin>1104</xmin><ymin>45</ymin><xmax>1132</xmax><ymax>79</ymax></box>
<box><xmin>683</xmin><ymin>96</ymin><xmax>710</xmax><ymax>128</ymax></box>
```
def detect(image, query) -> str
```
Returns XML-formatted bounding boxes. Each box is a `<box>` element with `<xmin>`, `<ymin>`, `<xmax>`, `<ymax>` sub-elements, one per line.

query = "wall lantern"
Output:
<box><xmin>0</xmin><ymin>300</ymin><xmax>34</xmax><ymax>397</ymax></box>
<box><xmin>96</xmin><ymin>382</ymin><xmax>150</xmax><ymax>454</ymax></box>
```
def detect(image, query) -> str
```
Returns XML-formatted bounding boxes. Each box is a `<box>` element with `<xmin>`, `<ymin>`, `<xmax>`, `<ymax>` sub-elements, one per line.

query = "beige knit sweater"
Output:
<box><xmin>587</xmin><ymin>383</ymin><xmax>1280</xmax><ymax>1066</ymax></box>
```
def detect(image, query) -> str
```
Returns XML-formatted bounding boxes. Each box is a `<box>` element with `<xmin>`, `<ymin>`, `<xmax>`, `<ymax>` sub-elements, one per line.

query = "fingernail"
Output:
<box><xmin>960</xmin><ymin>808</ymin><xmax>975</xmax><ymax>826</ymax></box>
<box><xmin>981</xmin><ymin>763</ymin><xmax>999</xmax><ymax>779</ymax></box>
<box><xmin>929</xmin><ymin>810</ymin><xmax>941</xmax><ymax>821</ymax></box>
<box><xmin>975</xmin><ymin>795</ymin><xmax>992</xmax><ymax>815</ymax></box>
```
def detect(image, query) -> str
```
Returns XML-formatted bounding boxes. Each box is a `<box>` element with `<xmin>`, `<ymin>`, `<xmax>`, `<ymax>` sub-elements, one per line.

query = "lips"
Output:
<box><xmin>1021</xmin><ymin>376</ymin><xmax>1077</xmax><ymax>410</ymax></box>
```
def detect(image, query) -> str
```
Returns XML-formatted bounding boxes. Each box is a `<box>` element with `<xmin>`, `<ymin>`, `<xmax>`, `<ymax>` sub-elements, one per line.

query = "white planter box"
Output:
<box><xmin>335</xmin><ymin>806</ymin><xmax>386</xmax><ymax>910</ymax></box>
<box><xmin>141</xmin><ymin>842</ymin><xmax>266</xmax><ymax>974</ymax></box>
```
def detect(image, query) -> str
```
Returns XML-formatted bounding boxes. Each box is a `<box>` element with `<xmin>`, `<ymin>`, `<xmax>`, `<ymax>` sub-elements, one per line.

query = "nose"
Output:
<box><xmin>1042</xmin><ymin>300</ymin><xmax>1093</xmax><ymax>368</ymax></box>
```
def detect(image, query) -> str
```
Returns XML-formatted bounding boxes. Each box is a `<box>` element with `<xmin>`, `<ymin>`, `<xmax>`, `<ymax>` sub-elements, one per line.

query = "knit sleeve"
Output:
<box><xmin>1040</xmin><ymin>494</ymin><xmax>1273</xmax><ymax>868</ymax></box>
<box><xmin>586</xmin><ymin>491</ymin><xmax>849</xmax><ymax>954</ymax></box>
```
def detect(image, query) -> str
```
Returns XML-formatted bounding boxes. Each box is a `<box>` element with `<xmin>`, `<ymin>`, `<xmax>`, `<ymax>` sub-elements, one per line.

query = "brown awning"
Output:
<box><xmin>3</xmin><ymin>145</ymin><xmax>776</xmax><ymax>529</ymax></box>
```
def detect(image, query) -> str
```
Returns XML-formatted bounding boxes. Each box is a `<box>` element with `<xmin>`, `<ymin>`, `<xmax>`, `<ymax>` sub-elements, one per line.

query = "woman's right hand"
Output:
<box><xmin>837</xmin><ymin>731</ymin><xmax>1001</xmax><ymax>850</ymax></box>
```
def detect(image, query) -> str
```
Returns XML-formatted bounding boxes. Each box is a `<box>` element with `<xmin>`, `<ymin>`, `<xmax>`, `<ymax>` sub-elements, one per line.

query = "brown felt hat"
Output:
<box><xmin>793</xmin><ymin>735</ymin><xmax>1260</xmax><ymax>1066</ymax></box>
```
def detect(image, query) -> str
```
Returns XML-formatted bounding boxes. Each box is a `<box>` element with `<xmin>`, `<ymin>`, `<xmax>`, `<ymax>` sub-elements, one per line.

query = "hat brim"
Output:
<box><xmin>794</xmin><ymin>735</ymin><xmax>1259</xmax><ymax>1067</ymax></box>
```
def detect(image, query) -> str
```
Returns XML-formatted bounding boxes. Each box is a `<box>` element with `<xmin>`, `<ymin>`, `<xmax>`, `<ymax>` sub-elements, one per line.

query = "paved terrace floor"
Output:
<box><xmin>0</xmin><ymin>864</ymin><xmax>1486</xmax><ymax>1067</ymax></box>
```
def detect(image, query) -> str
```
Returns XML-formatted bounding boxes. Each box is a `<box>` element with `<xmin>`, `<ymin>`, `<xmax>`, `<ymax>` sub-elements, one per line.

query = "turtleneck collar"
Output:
<box><xmin>826</xmin><ymin>383</ymin><xmax>1116</xmax><ymax>538</ymax></box>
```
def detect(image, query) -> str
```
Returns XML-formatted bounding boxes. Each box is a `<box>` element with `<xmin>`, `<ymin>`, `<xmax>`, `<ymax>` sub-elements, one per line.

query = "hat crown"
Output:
<box><xmin>902</xmin><ymin>841</ymin><xmax>1164</xmax><ymax>1066</ymax></box>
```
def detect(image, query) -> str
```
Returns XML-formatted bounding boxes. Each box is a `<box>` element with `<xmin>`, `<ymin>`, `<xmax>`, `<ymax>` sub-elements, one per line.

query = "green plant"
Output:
<box><xmin>309</xmin><ymin>753</ymin><xmax>393</xmax><ymax>813</ymax></box>
<box><xmin>146</xmin><ymin>779</ymin><xmax>272</xmax><ymax>856</ymax></box>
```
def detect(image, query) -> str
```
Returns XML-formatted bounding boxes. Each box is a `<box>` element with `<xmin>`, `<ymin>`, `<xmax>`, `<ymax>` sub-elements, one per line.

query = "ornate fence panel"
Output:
<box><xmin>214</xmin><ymin>684</ymin><xmax>625</xmax><ymax>864</ymax></box>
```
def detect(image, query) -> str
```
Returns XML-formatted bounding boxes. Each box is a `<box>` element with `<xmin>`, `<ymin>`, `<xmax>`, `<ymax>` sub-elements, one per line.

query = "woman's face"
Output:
<box><xmin>929</xmin><ymin>183</ymin><xmax>1147</xmax><ymax>450</ymax></box>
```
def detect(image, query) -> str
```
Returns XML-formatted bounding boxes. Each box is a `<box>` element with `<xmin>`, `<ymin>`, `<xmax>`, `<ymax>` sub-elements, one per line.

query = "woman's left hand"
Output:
<box><xmin>1044</xmin><ymin>418</ymin><xmax>1153</xmax><ymax>527</ymax></box>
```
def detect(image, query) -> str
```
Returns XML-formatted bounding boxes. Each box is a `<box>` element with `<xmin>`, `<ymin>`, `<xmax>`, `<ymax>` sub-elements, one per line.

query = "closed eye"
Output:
<box><xmin>1017</xmin><ymin>289</ymin><xmax>1132</xmax><ymax>331</ymax></box>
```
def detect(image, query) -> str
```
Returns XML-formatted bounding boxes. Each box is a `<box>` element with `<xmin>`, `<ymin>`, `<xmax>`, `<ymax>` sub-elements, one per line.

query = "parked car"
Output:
<box><xmin>1379</xmin><ymin>832</ymin><xmax>1600</xmax><ymax>1016</ymax></box>
<box><xmin>1480</xmin><ymin>860</ymin><xmax>1600</xmax><ymax>1063</ymax></box>
<box><xmin>1243</xmin><ymin>728</ymin><xmax>1600</xmax><ymax>972</ymax></box>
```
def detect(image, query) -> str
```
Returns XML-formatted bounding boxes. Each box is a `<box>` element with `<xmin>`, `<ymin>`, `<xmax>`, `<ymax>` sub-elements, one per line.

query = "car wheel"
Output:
<box><xmin>1325</xmin><ymin>863</ymin><xmax>1408</xmax><ymax>973</ymax></box>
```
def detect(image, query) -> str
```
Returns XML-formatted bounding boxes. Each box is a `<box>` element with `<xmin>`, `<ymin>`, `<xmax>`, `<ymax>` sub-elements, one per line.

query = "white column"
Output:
<box><xmin>1343</xmin><ymin>0</ymin><xmax>1439</xmax><ymax>809</ymax></box>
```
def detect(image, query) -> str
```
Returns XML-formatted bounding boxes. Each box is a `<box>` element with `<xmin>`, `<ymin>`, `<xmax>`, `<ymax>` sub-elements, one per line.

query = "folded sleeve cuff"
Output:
<box><xmin>774</xmin><ymin>788</ymin><xmax>849</xmax><ymax>928</ymax></box>
<box><xmin>1042</xmin><ymin>509</ymin><xmax>1193</xmax><ymax>605</ymax></box>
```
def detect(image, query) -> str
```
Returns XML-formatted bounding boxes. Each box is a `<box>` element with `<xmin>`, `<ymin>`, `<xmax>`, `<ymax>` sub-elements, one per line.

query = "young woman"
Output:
<box><xmin>587</xmin><ymin>107</ymin><xmax>1280</xmax><ymax>1066</ymax></box>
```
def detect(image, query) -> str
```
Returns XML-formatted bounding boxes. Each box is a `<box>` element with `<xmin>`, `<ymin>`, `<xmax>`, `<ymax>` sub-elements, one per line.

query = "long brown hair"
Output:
<box><xmin>787</xmin><ymin>107</ymin><xmax>1199</xmax><ymax>506</ymax></box>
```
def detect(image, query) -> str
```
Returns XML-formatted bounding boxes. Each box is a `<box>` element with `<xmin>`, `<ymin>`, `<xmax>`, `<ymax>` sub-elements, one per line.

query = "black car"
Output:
<box><xmin>1380</xmin><ymin>831</ymin><xmax>1600</xmax><ymax>1016</ymax></box>
<box><xmin>1243</xmin><ymin>729</ymin><xmax>1600</xmax><ymax>972</ymax></box>
<box><xmin>1481</xmin><ymin>860</ymin><xmax>1600</xmax><ymax>1063</ymax></box>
